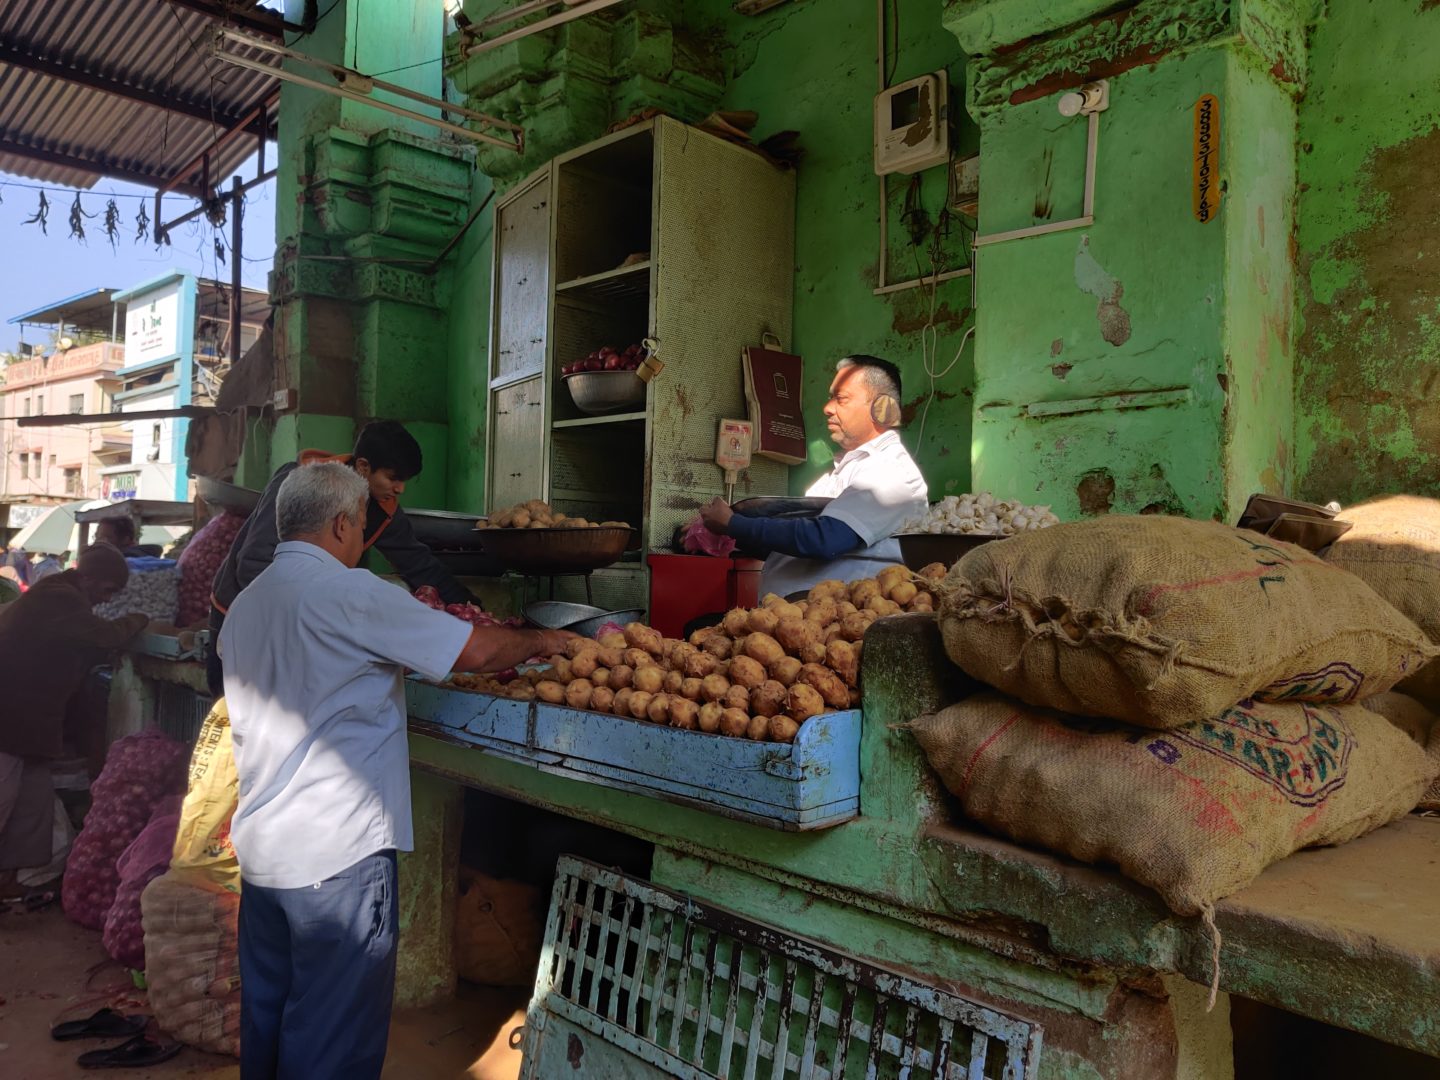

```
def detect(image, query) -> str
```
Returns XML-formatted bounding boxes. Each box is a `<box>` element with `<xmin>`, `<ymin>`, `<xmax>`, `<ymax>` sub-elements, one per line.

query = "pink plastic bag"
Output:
<box><xmin>681</xmin><ymin>516</ymin><xmax>736</xmax><ymax>558</ymax></box>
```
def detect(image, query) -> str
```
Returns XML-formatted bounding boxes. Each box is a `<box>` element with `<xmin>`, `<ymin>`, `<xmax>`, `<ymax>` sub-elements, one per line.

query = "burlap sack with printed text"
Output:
<box><xmin>938</xmin><ymin>516</ymin><xmax>1434</xmax><ymax>730</ymax></box>
<box><xmin>908</xmin><ymin>692</ymin><xmax>1437</xmax><ymax>916</ymax></box>
<box><xmin>1324</xmin><ymin>495</ymin><xmax>1440</xmax><ymax>705</ymax></box>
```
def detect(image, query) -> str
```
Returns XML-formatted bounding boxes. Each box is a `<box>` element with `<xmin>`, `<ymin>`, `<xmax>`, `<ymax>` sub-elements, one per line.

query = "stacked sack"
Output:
<box><xmin>103</xmin><ymin>796</ymin><xmax>183</xmax><ymax>969</ymax></box>
<box><xmin>911</xmin><ymin>515</ymin><xmax>1439</xmax><ymax>998</ymax></box>
<box><xmin>63</xmin><ymin>731</ymin><xmax>188</xmax><ymax>929</ymax></box>
<box><xmin>94</xmin><ymin>557</ymin><xmax>180</xmax><ymax>623</ymax></box>
<box><xmin>142</xmin><ymin>702</ymin><xmax>242</xmax><ymax>1057</ymax></box>
<box><xmin>176</xmin><ymin>513</ymin><xmax>246</xmax><ymax>627</ymax></box>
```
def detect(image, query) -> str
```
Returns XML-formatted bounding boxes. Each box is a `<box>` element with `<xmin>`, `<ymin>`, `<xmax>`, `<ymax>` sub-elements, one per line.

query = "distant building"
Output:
<box><xmin>1</xmin><ymin>275</ymin><xmax>267</xmax><ymax>533</ymax></box>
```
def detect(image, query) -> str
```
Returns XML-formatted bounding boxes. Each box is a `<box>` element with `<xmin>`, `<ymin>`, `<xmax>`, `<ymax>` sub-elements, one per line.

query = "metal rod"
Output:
<box><xmin>476</xmin><ymin>0</ymin><xmax>556</xmax><ymax>30</ymax></box>
<box><xmin>218</xmin><ymin>27</ymin><xmax>522</xmax><ymax>135</ymax></box>
<box><xmin>159</xmin><ymin>93</ymin><xmax>280</xmax><ymax>200</ymax></box>
<box><xmin>876</xmin><ymin>0</ymin><xmax>887</xmax><ymax>291</ymax></box>
<box><xmin>428</xmin><ymin>187</ymin><xmax>498</xmax><ymax>270</ymax></box>
<box><xmin>1083</xmin><ymin>110</ymin><xmax>1099</xmax><ymax>218</ymax></box>
<box><xmin>230</xmin><ymin>175</ymin><xmax>243</xmax><ymax>372</ymax></box>
<box><xmin>18</xmin><ymin>406</ymin><xmax>214</xmax><ymax>428</ymax></box>
<box><xmin>160</xmin><ymin>169</ymin><xmax>276</xmax><ymax>238</ymax></box>
<box><xmin>215</xmin><ymin>49</ymin><xmax>523</xmax><ymax>151</ymax></box>
<box><xmin>973</xmin><ymin>214</ymin><xmax>1094</xmax><ymax>247</ymax></box>
<box><xmin>465</xmin><ymin>0</ymin><xmax>627</xmax><ymax>55</ymax></box>
<box><xmin>873</xmin><ymin>265</ymin><xmax>972</xmax><ymax>296</ymax></box>
<box><xmin>976</xmin><ymin>99</ymin><xmax>1103</xmax><ymax>248</ymax></box>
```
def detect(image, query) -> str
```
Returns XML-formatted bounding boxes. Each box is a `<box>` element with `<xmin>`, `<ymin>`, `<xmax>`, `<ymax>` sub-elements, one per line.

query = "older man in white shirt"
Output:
<box><xmin>702</xmin><ymin>355</ymin><xmax>928</xmax><ymax>597</ymax></box>
<box><xmin>220</xmin><ymin>462</ymin><xmax>575</xmax><ymax>1080</ymax></box>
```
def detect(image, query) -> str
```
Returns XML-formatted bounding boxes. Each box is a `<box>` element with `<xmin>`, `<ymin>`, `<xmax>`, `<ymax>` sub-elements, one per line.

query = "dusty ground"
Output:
<box><xmin>0</xmin><ymin>904</ymin><xmax>525</xmax><ymax>1080</ymax></box>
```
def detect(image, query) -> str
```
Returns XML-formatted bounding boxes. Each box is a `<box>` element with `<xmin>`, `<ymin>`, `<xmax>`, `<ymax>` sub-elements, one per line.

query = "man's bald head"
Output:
<box><xmin>76</xmin><ymin>543</ymin><xmax>129</xmax><ymax>605</ymax></box>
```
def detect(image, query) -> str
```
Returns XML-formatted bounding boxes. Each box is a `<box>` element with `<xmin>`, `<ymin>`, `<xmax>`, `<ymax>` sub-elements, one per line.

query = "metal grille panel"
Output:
<box><xmin>153</xmin><ymin>682</ymin><xmax>212</xmax><ymax>748</ymax></box>
<box><xmin>523</xmin><ymin>857</ymin><xmax>1041</xmax><ymax>1080</ymax></box>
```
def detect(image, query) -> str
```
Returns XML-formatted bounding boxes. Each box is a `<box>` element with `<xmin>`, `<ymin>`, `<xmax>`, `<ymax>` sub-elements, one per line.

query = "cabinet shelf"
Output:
<box><xmin>552</xmin><ymin>411</ymin><xmax>647</xmax><ymax>429</ymax></box>
<box><xmin>555</xmin><ymin>260</ymin><xmax>651</xmax><ymax>302</ymax></box>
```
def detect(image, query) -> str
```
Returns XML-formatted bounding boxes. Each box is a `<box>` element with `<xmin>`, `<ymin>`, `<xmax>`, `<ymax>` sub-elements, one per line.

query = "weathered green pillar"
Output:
<box><xmin>395</xmin><ymin>767</ymin><xmax>463</xmax><ymax>1008</ymax></box>
<box><xmin>259</xmin><ymin>1</ymin><xmax>474</xmax><ymax>507</ymax></box>
<box><xmin>945</xmin><ymin>0</ymin><xmax>1307</xmax><ymax>521</ymax></box>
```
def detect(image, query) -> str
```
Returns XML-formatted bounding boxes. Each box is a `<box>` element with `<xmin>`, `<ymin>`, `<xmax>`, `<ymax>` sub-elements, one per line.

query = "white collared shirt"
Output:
<box><xmin>762</xmin><ymin>430</ymin><xmax>929</xmax><ymax>598</ymax></box>
<box><xmin>219</xmin><ymin>542</ymin><xmax>470</xmax><ymax>888</ymax></box>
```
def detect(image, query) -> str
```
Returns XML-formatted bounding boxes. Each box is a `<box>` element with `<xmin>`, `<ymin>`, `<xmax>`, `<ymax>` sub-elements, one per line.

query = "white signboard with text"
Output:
<box><xmin>124</xmin><ymin>278</ymin><xmax>184</xmax><ymax>366</ymax></box>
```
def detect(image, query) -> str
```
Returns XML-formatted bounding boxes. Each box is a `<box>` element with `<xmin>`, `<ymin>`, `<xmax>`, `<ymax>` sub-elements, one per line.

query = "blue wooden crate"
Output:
<box><xmin>407</xmin><ymin>681</ymin><xmax>860</xmax><ymax>830</ymax></box>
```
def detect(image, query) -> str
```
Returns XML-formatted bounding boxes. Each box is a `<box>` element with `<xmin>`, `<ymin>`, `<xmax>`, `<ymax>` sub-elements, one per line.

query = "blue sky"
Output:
<box><xmin>0</xmin><ymin>162</ymin><xmax>277</xmax><ymax>351</ymax></box>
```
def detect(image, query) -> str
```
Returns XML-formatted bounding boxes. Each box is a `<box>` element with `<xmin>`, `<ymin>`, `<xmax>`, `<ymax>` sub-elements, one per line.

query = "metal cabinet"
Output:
<box><xmin>485</xmin><ymin>119</ymin><xmax>797</xmax><ymax>610</ymax></box>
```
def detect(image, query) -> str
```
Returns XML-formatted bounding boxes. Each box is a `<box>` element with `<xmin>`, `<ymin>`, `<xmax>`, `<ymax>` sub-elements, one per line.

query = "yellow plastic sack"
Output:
<box><xmin>169</xmin><ymin>700</ymin><xmax>240</xmax><ymax>894</ymax></box>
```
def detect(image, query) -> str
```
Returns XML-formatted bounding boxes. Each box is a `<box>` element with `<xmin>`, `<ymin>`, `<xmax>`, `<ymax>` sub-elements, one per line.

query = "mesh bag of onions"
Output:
<box><xmin>176</xmin><ymin>513</ymin><xmax>247</xmax><ymax>628</ymax></box>
<box><xmin>63</xmin><ymin>731</ymin><xmax>188</xmax><ymax>929</ymax></box>
<box><xmin>102</xmin><ymin>796</ymin><xmax>182</xmax><ymax>969</ymax></box>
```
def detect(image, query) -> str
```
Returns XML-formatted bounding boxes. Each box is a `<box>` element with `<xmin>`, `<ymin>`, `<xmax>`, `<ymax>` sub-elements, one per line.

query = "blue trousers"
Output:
<box><xmin>238</xmin><ymin>850</ymin><xmax>398</xmax><ymax>1080</ymax></box>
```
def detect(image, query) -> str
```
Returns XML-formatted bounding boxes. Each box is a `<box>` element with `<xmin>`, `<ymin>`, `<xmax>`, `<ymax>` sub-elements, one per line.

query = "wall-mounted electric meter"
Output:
<box><xmin>873</xmin><ymin>71</ymin><xmax>949</xmax><ymax>176</ymax></box>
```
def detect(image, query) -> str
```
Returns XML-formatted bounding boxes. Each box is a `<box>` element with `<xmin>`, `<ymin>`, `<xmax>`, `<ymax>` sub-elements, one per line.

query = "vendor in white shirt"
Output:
<box><xmin>701</xmin><ymin>355</ymin><xmax>928</xmax><ymax>598</ymax></box>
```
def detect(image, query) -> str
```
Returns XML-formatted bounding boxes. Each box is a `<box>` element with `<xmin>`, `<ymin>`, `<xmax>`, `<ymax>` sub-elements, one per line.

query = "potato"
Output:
<box><xmin>727</xmin><ymin>655</ymin><xmax>767</xmax><ymax>690</ymax></box>
<box><xmin>647</xmin><ymin>693</ymin><xmax>673</xmax><ymax>724</ymax></box>
<box><xmin>837</xmin><ymin>601</ymin><xmax>859</xmax><ymax>617</ymax></box>
<box><xmin>512</xmin><ymin>510</ymin><xmax>531</xmax><ymax>529</ymax></box>
<box><xmin>565</xmin><ymin>678</ymin><xmax>595</xmax><ymax>710</ymax></box>
<box><xmin>670</xmin><ymin>697</ymin><xmax>700</xmax><ymax>730</ymax></box>
<box><xmin>749</xmin><ymin>680</ymin><xmax>788</xmax><ymax>718</ymax></box>
<box><xmin>599</xmin><ymin>632</ymin><xmax>627</xmax><ymax>650</ymax></box>
<box><xmin>624</xmin><ymin>622</ymin><xmax>664</xmax><ymax>654</ymax></box>
<box><xmin>849</xmin><ymin>579</ymin><xmax>882</xmax><ymax>607</ymax></box>
<box><xmin>700</xmin><ymin>673</ymin><xmax>731</xmax><ymax>703</ymax></box>
<box><xmin>787</xmin><ymin>683</ymin><xmax>825</xmax><ymax>722</ymax></box>
<box><xmin>526</xmin><ymin>667</ymin><xmax>548</xmax><ymax>685</ymax></box>
<box><xmin>548</xmin><ymin>656</ymin><xmax>574</xmax><ymax>683</ymax></box>
<box><xmin>719</xmin><ymin>708</ymin><xmax>751</xmax><ymax>738</ymax></box>
<box><xmin>889</xmin><ymin>580</ymin><xmax>918</xmax><ymax>607</ymax></box>
<box><xmin>698</xmin><ymin>702</ymin><xmax>724</xmax><ymax>734</ymax></box>
<box><xmin>822</xmin><ymin>624</ymin><xmax>845</xmax><ymax>646</ymax></box>
<box><xmin>807</xmin><ymin>579</ymin><xmax>847</xmax><ymax>603</ymax></box>
<box><xmin>662</xmin><ymin>670</ymin><xmax>684</xmax><ymax>695</ymax></box>
<box><xmin>613</xmin><ymin>688</ymin><xmax>634</xmax><ymax>716</ymax></box>
<box><xmin>570</xmin><ymin>651</ymin><xmax>599</xmax><ymax>679</ymax></box>
<box><xmin>760</xmin><ymin>593</ymin><xmax>787</xmax><ymax>609</ymax></box>
<box><xmin>689</xmin><ymin>625</ymin><xmax>720</xmax><ymax>647</ymax></box>
<box><xmin>660</xmin><ymin>638</ymin><xmax>682</xmax><ymax>662</ymax></box>
<box><xmin>919</xmin><ymin>561</ymin><xmax>947</xmax><ymax>581</ymax></box>
<box><xmin>592</xmin><ymin>667</ymin><xmax>612</xmax><ymax>689</ymax></box>
<box><xmin>628</xmin><ymin>691</ymin><xmax>654</xmax><ymax>720</ymax></box>
<box><xmin>669</xmin><ymin>642</ymin><xmax>699</xmax><ymax>671</ymax></box>
<box><xmin>877</xmin><ymin>565</ymin><xmax>908</xmax><ymax>595</ymax></box>
<box><xmin>840</xmin><ymin>612</ymin><xmax>873</xmax><ymax>642</ymax></box>
<box><xmin>771</xmin><ymin>602</ymin><xmax>804</xmax><ymax>622</ymax></box>
<box><xmin>723</xmin><ymin>684</ymin><xmax>752</xmax><ymax>712</ymax></box>
<box><xmin>590</xmin><ymin>686</ymin><xmax>615</xmax><ymax>713</ymax></box>
<box><xmin>743</xmin><ymin>632</ymin><xmax>785</xmax><ymax>667</ymax></box>
<box><xmin>683</xmin><ymin>651</ymin><xmax>721</xmax><ymax>680</ymax></box>
<box><xmin>680</xmin><ymin>677</ymin><xmax>703</xmax><ymax>701</ymax></box>
<box><xmin>536</xmin><ymin>680</ymin><xmax>566</xmax><ymax>704</ymax></box>
<box><xmin>774</xmin><ymin>616</ymin><xmax>820</xmax><ymax>657</ymax></box>
<box><xmin>911</xmin><ymin>592</ymin><xmax>934</xmax><ymax>612</ymax></box>
<box><xmin>700</xmin><ymin>633</ymin><xmax>734</xmax><ymax>660</ymax></box>
<box><xmin>768</xmin><ymin>715</ymin><xmax>800</xmax><ymax>743</ymax></box>
<box><xmin>632</xmin><ymin>666</ymin><xmax>664</xmax><ymax>694</ymax></box>
<box><xmin>768</xmin><ymin>656</ymin><xmax>802</xmax><ymax>687</ymax></box>
<box><xmin>798</xmin><ymin>664</ymin><xmax>849</xmax><ymax>709</ymax></box>
<box><xmin>805</xmin><ymin>599</ymin><xmax>838</xmax><ymax>626</ymax></box>
<box><xmin>826</xmin><ymin>640</ymin><xmax>859</xmax><ymax>688</ymax></box>
<box><xmin>566</xmin><ymin>637</ymin><xmax>599</xmax><ymax>661</ymax></box>
<box><xmin>746</xmin><ymin>714</ymin><xmax>770</xmax><ymax>741</ymax></box>
<box><xmin>722</xmin><ymin>608</ymin><xmax>751</xmax><ymax>637</ymax></box>
<box><xmin>800</xmin><ymin>640</ymin><xmax>828</xmax><ymax>665</ymax></box>
<box><xmin>746</xmin><ymin>608</ymin><xmax>780</xmax><ymax>636</ymax></box>
<box><xmin>598</xmin><ymin>647</ymin><xmax>625</xmax><ymax>669</ymax></box>
<box><xmin>865</xmin><ymin>596</ymin><xmax>902</xmax><ymax>618</ymax></box>
<box><xmin>609</xmin><ymin>664</ymin><xmax>635</xmax><ymax>691</ymax></box>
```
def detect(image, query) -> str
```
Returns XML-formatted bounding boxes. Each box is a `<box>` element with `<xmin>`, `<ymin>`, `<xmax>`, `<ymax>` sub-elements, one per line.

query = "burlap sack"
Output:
<box><xmin>455</xmin><ymin>867</ymin><xmax>544</xmax><ymax>988</ymax></box>
<box><xmin>908</xmin><ymin>692</ymin><xmax>1437</xmax><ymax>918</ymax></box>
<box><xmin>142</xmin><ymin>872</ymin><xmax>242</xmax><ymax>1057</ymax></box>
<box><xmin>1362</xmin><ymin>691</ymin><xmax>1437</xmax><ymax>747</ymax></box>
<box><xmin>1324</xmin><ymin>495</ymin><xmax>1440</xmax><ymax>704</ymax></box>
<box><xmin>938</xmin><ymin>516</ymin><xmax>1433</xmax><ymax>729</ymax></box>
<box><xmin>1425</xmin><ymin>727</ymin><xmax>1440</xmax><ymax>813</ymax></box>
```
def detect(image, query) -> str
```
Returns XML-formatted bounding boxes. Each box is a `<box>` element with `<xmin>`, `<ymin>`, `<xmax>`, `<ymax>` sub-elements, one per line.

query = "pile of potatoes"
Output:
<box><xmin>476</xmin><ymin>499</ymin><xmax>629</xmax><ymax>531</ymax></box>
<box><xmin>464</xmin><ymin>564</ymin><xmax>942</xmax><ymax>742</ymax></box>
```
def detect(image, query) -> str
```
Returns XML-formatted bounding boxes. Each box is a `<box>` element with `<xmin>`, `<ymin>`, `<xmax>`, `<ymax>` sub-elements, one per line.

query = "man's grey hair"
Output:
<box><xmin>836</xmin><ymin>354</ymin><xmax>903</xmax><ymax>404</ymax></box>
<box><xmin>276</xmin><ymin>462</ymin><xmax>369</xmax><ymax>540</ymax></box>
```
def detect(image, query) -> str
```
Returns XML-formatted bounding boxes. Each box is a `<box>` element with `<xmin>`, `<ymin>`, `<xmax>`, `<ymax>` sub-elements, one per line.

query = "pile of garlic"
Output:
<box><xmin>900</xmin><ymin>493</ymin><xmax>1060</xmax><ymax>536</ymax></box>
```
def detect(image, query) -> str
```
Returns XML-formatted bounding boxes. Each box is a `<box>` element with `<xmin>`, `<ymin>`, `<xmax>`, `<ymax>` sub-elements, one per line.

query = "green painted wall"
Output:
<box><xmin>1293</xmin><ymin>0</ymin><xmax>1440</xmax><ymax>504</ymax></box>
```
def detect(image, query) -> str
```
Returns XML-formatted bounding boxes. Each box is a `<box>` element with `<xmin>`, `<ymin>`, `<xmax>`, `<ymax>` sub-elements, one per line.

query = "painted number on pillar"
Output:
<box><xmin>1193</xmin><ymin>94</ymin><xmax>1221</xmax><ymax>223</ymax></box>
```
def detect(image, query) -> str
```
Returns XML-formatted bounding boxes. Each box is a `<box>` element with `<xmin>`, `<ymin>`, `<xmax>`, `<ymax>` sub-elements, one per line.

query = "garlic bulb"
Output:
<box><xmin>900</xmin><ymin>493</ymin><xmax>1060</xmax><ymax>537</ymax></box>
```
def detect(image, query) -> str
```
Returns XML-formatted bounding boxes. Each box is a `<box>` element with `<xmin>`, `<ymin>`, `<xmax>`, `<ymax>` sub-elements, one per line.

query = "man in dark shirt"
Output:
<box><xmin>205</xmin><ymin>421</ymin><xmax>479</xmax><ymax>695</ymax></box>
<box><xmin>0</xmin><ymin>544</ymin><xmax>147</xmax><ymax>872</ymax></box>
<box><xmin>95</xmin><ymin>517</ymin><xmax>161</xmax><ymax>558</ymax></box>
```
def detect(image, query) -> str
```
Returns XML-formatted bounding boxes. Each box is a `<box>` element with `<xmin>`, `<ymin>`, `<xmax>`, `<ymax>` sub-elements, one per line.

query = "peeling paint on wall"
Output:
<box><xmin>1074</xmin><ymin>237</ymin><xmax>1133</xmax><ymax>347</ymax></box>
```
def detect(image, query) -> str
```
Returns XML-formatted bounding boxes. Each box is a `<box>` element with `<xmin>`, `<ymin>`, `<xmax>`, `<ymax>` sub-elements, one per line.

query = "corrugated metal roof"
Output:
<box><xmin>0</xmin><ymin>0</ymin><xmax>281</xmax><ymax>195</ymax></box>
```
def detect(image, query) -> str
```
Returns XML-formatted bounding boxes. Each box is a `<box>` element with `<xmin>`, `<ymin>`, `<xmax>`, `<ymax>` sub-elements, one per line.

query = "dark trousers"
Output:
<box><xmin>205</xmin><ymin>607</ymin><xmax>225</xmax><ymax>699</ymax></box>
<box><xmin>238</xmin><ymin>850</ymin><xmax>399</xmax><ymax>1080</ymax></box>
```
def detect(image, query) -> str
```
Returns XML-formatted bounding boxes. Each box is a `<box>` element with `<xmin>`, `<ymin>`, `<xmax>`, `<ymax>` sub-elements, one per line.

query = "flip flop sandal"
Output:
<box><xmin>51</xmin><ymin>1009</ymin><xmax>149</xmax><ymax>1042</ymax></box>
<box><xmin>77</xmin><ymin>1035</ymin><xmax>183</xmax><ymax>1069</ymax></box>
